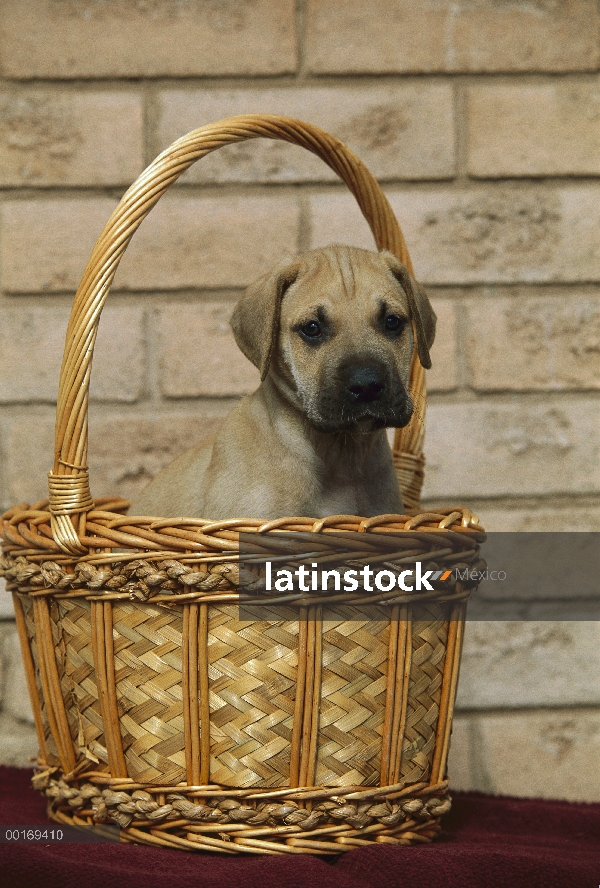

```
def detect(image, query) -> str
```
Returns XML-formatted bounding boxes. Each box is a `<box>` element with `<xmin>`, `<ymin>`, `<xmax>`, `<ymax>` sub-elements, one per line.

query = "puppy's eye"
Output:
<box><xmin>300</xmin><ymin>321</ymin><xmax>321</xmax><ymax>338</ymax></box>
<box><xmin>385</xmin><ymin>314</ymin><xmax>404</xmax><ymax>333</ymax></box>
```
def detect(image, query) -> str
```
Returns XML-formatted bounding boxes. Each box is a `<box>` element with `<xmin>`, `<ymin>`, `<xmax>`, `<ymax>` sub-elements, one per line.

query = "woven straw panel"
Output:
<box><xmin>208</xmin><ymin>605</ymin><xmax>299</xmax><ymax>788</ymax></box>
<box><xmin>51</xmin><ymin>598</ymin><xmax>80</xmax><ymax>753</ymax></box>
<box><xmin>316</xmin><ymin>606</ymin><xmax>389</xmax><ymax>787</ymax></box>
<box><xmin>18</xmin><ymin>594</ymin><xmax>61</xmax><ymax>767</ymax></box>
<box><xmin>18</xmin><ymin>591</ymin><xmax>453</xmax><ymax>793</ymax></box>
<box><xmin>399</xmin><ymin>605</ymin><xmax>448</xmax><ymax>784</ymax></box>
<box><xmin>58</xmin><ymin>598</ymin><xmax>109</xmax><ymax>767</ymax></box>
<box><xmin>111</xmin><ymin>602</ymin><xmax>186</xmax><ymax>784</ymax></box>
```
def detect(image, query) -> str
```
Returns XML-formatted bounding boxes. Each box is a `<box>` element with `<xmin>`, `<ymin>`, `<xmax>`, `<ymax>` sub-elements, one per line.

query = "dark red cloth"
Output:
<box><xmin>1</xmin><ymin>766</ymin><xmax>598</xmax><ymax>888</ymax></box>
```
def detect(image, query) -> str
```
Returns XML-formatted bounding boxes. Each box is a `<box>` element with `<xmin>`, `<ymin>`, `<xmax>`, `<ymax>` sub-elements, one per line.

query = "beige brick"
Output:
<box><xmin>2</xmin><ymin>413</ymin><xmax>74</xmax><ymax>508</ymax></box>
<box><xmin>468</xmin><ymin>84</ymin><xmax>600</xmax><ymax>178</ymax></box>
<box><xmin>473</xmin><ymin>708</ymin><xmax>600</xmax><ymax>802</ymax></box>
<box><xmin>1</xmin><ymin>196</ymin><xmax>300</xmax><ymax>293</ymax></box>
<box><xmin>309</xmin><ymin>192</ymin><xmax>378</xmax><ymax>254</ymax></box>
<box><xmin>0</xmin><ymin>712</ymin><xmax>39</xmax><ymax>767</ymax></box>
<box><xmin>465</xmin><ymin>296</ymin><xmax>600</xmax><ymax>391</ymax></box>
<box><xmin>0</xmin><ymin>0</ymin><xmax>296</xmax><ymax>78</ymax></box>
<box><xmin>0</xmin><ymin>305</ymin><xmax>145</xmax><ymax>403</ymax></box>
<box><xmin>450</xmin><ymin>0</ymin><xmax>599</xmax><ymax>73</ymax></box>
<box><xmin>156</xmin><ymin>85</ymin><xmax>455</xmax><ymax>183</ymax></box>
<box><xmin>1</xmin><ymin>199</ymin><xmax>117</xmax><ymax>293</ymax></box>
<box><xmin>117</xmin><ymin>195</ymin><xmax>299</xmax><ymax>290</ymax></box>
<box><xmin>2</xmin><ymin>627</ymin><xmax>34</xmax><ymax>724</ymax></box>
<box><xmin>456</xmin><ymin>623</ymin><xmax>600</xmax><ymax>711</ymax></box>
<box><xmin>478</xmin><ymin>505</ymin><xmax>600</xmax><ymax>532</ymax></box>
<box><xmin>93</xmin><ymin>306</ymin><xmax>146</xmax><ymax>402</ymax></box>
<box><xmin>448</xmin><ymin>709</ymin><xmax>600</xmax><ymax>801</ymax></box>
<box><xmin>422</xmin><ymin>398</ymin><xmax>600</xmax><ymax>501</ymax></box>
<box><xmin>0</xmin><ymin>581</ymin><xmax>14</xmax><ymax>619</ymax></box>
<box><xmin>306</xmin><ymin>0</ymin><xmax>446</xmax><ymax>73</ymax></box>
<box><xmin>4</xmin><ymin>409</ymin><xmax>231</xmax><ymax>507</ymax></box>
<box><xmin>0</xmin><ymin>91</ymin><xmax>143</xmax><ymax>186</ymax></box>
<box><xmin>446</xmin><ymin>715</ymin><xmax>477</xmax><ymax>792</ymax></box>
<box><xmin>158</xmin><ymin>302</ymin><xmax>259</xmax><ymax>398</ymax></box>
<box><xmin>309</xmin><ymin>187</ymin><xmax>600</xmax><ymax>285</ymax></box>
<box><xmin>427</xmin><ymin>299</ymin><xmax>457</xmax><ymax>392</ymax></box>
<box><xmin>305</xmin><ymin>0</ymin><xmax>598</xmax><ymax>73</ymax></box>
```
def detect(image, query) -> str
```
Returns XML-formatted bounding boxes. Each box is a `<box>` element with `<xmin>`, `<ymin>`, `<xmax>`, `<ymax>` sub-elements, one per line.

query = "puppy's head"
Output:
<box><xmin>230</xmin><ymin>244</ymin><xmax>436</xmax><ymax>433</ymax></box>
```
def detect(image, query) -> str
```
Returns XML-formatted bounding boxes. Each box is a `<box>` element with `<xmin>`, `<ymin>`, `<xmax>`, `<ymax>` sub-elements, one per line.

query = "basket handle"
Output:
<box><xmin>49</xmin><ymin>114</ymin><xmax>426</xmax><ymax>554</ymax></box>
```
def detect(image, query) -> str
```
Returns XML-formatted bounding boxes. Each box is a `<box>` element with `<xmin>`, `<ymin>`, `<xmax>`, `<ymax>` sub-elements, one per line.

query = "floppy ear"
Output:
<box><xmin>230</xmin><ymin>258</ymin><xmax>301</xmax><ymax>381</ymax></box>
<box><xmin>379</xmin><ymin>251</ymin><xmax>436</xmax><ymax>370</ymax></box>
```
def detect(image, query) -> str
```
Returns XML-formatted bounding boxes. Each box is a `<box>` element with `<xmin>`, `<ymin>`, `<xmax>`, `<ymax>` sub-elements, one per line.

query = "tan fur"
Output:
<box><xmin>130</xmin><ymin>245</ymin><xmax>435</xmax><ymax>520</ymax></box>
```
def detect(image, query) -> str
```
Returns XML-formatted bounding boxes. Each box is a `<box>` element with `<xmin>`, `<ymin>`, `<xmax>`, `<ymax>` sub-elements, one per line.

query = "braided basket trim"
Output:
<box><xmin>36</xmin><ymin>767</ymin><xmax>449</xmax><ymax>853</ymax></box>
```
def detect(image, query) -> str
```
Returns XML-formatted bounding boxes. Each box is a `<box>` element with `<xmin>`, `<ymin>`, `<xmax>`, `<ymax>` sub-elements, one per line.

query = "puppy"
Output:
<box><xmin>130</xmin><ymin>244</ymin><xmax>435</xmax><ymax>520</ymax></box>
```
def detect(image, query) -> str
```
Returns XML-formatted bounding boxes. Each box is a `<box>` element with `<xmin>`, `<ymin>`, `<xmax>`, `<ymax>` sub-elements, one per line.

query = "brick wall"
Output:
<box><xmin>0</xmin><ymin>0</ymin><xmax>599</xmax><ymax>800</ymax></box>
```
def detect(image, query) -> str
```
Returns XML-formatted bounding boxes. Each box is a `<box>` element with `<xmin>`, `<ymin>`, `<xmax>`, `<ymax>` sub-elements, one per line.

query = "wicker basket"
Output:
<box><xmin>0</xmin><ymin>116</ymin><xmax>484</xmax><ymax>855</ymax></box>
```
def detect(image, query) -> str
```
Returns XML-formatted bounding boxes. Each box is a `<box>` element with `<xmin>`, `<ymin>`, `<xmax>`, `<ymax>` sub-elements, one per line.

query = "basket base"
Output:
<box><xmin>40</xmin><ymin>770</ymin><xmax>448</xmax><ymax>855</ymax></box>
<box><xmin>46</xmin><ymin>802</ymin><xmax>443</xmax><ymax>854</ymax></box>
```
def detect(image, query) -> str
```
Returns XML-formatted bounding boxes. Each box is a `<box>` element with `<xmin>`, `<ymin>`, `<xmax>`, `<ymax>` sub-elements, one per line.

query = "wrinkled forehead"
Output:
<box><xmin>281</xmin><ymin>247</ymin><xmax>408</xmax><ymax>320</ymax></box>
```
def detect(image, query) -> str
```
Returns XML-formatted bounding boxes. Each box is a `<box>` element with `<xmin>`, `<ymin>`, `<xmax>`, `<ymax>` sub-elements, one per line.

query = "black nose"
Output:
<box><xmin>346</xmin><ymin>366</ymin><xmax>385</xmax><ymax>403</ymax></box>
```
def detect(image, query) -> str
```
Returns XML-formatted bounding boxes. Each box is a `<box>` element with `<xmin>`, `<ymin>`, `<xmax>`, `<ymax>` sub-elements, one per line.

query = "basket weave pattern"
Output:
<box><xmin>0</xmin><ymin>116</ymin><xmax>483</xmax><ymax>854</ymax></box>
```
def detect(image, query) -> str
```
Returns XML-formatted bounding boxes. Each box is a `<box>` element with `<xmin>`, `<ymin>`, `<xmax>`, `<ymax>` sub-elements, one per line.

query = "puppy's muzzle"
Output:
<box><xmin>311</xmin><ymin>358</ymin><xmax>413</xmax><ymax>432</ymax></box>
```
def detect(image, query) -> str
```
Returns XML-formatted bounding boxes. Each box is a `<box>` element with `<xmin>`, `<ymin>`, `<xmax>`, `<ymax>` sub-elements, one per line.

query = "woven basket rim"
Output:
<box><xmin>2</xmin><ymin>499</ymin><xmax>484</xmax><ymax>554</ymax></box>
